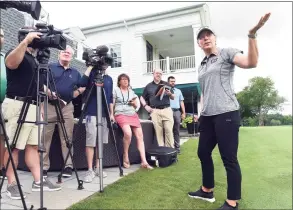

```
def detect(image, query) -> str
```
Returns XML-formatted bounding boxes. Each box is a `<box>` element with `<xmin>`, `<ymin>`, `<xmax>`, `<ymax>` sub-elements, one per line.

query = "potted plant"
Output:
<box><xmin>182</xmin><ymin>115</ymin><xmax>198</xmax><ymax>134</ymax></box>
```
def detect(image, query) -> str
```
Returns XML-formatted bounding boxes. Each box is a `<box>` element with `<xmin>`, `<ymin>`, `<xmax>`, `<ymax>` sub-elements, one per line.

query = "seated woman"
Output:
<box><xmin>111</xmin><ymin>73</ymin><xmax>153</xmax><ymax>170</ymax></box>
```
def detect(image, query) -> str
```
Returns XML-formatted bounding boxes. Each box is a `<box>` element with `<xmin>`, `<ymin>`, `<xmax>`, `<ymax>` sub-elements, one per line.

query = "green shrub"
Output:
<box><xmin>182</xmin><ymin>115</ymin><xmax>193</xmax><ymax>128</ymax></box>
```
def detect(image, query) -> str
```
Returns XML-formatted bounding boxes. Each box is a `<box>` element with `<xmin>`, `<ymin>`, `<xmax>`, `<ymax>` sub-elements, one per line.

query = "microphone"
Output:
<box><xmin>95</xmin><ymin>45</ymin><xmax>109</xmax><ymax>56</ymax></box>
<box><xmin>82</xmin><ymin>51</ymin><xmax>89</xmax><ymax>60</ymax></box>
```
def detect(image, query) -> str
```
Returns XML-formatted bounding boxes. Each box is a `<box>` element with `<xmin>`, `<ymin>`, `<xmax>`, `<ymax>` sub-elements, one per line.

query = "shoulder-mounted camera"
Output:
<box><xmin>18</xmin><ymin>23</ymin><xmax>66</xmax><ymax>50</ymax></box>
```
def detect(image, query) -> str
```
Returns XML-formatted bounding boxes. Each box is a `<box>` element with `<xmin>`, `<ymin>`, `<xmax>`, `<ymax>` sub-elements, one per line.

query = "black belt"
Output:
<box><xmin>151</xmin><ymin>105</ymin><xmax>169</xmax><ymax>109</ymax></box>
<box><xmin>6</xmin><ymin>95</ymin><xmax>38</xmax><ymax>105</ymax></box>
<box><xmin>172</xmin><ymin>108</ymin><xmax>180</xmax><ymax>111</ymax></box>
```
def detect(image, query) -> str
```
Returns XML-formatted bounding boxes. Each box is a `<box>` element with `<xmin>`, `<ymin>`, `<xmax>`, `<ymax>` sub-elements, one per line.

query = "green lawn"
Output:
<box><xmin>69</xmin><ymin>126</ymin><xmax>292</xmax><ymax>209</ymax></box>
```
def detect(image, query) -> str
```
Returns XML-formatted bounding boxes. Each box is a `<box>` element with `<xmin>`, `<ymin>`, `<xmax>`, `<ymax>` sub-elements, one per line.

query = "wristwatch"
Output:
<box><xmin>248</xmin><ymin>33</ymin><xmax>257</xmax><ymax>39</ymax></box>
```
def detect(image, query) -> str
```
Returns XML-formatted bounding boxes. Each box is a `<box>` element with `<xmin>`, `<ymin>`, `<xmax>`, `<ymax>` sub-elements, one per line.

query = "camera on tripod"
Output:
<box><xmin>18</xmin><ymin>23</ymin><xmax>67</xmax><ymax>50</ymax></box>
<box><xmin>82</xmin><ymin>45</ymin><xmax>114</xmax><ymax>70</ymax></box>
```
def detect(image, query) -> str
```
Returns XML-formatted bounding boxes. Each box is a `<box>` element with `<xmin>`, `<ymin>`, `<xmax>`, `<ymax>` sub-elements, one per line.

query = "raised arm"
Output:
<box><xmin>233</xmin><ymin>13</ymin><xmax>271</xmax><ymax>69</ymax></box>
<box><xmin>5</xmin><ymin>32</ymin><xmax>41</xmax><ymax>70</ymax></box>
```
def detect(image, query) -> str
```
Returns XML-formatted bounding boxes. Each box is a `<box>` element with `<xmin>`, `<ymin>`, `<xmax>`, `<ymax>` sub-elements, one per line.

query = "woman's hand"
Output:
<box><xmin>249</xmin><ymin>13</ymin><xmax>271</xmax><ymax>35</ymax></box>
<box><xmin>110</xmin><ymin>114</ymin><xmax>115</xmax><ymax>122</ymax></box>
<box><xmin>128</xmin><ymin>100</ymin><xmax>136</xmax><ymax>107</ymax></box>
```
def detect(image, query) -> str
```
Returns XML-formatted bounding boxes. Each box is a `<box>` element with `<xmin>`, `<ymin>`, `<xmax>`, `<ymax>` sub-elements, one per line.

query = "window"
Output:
<box><xmin>146</xmin><ymin>41</ymin><xmax>153</xmax><ymax>61</ymax></box>
<box><xmin>109</xmin><ymin>44</ymin><xmax>122</xmax><ymax>68</ymax></box>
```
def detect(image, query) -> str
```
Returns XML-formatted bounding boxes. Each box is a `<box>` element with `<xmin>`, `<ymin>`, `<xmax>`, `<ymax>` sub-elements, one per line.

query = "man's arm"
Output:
<box><xmin>73</xmin><ymin>67</ymin><xmax>93</xmax><ymax>98</ymax></box>
<box><xmin>78</xmin><ymin>66</ymin><xmax>93</xmax><ymax>87</ymax></box>
<box><xmin>5</xmin><ymin>32</ymin><xmax>41</xmax><ymax>70</ymax></box>
<box><xmin>180</xmin><ymin>101</ymin><xmax>186</xmax><ymax>115</ymax></box>
<box><xmin>166</xmin><ymin>88</ymin><xmax>174</xmax><ymax>100</ymax></box>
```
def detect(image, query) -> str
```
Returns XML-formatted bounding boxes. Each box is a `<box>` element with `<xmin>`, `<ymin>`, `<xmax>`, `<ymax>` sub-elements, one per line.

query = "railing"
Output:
<box><xmin>142</xmin><ymin>55</ymin><xmax>196</xmax><ymax>74</ymax></box>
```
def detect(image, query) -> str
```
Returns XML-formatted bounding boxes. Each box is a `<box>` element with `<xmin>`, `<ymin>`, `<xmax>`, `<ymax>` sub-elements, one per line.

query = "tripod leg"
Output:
<box><xmin>0</xmin><ymin>109</ymin><xmax>29</xmax><ymax>210</ymax></box>
<box><xmin>53</xmin><ymin>102</ymin><xmax>83</xmax><ymax>190</ymax></box>
<box><xmin>95</xmin><ymin>85</ymin><xmax>104</xmax><ymax>193</ymax></box>
<box><xmin>101</xmin><ymin>89</ymin><xmax>124</xmax><ymax>177</ymax></box>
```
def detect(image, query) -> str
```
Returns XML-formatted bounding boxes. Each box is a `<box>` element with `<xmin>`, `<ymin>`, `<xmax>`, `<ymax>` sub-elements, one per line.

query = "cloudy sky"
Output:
<box><xmin>40</xmin><ymin>1</ymin><xmax>292</xmax><ymax>114</ymax></box>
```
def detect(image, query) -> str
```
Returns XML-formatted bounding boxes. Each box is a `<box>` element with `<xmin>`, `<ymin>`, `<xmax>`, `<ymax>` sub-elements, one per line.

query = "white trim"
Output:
<box><xmin>142</xmin><ymin>68</ymin><xmax>196</xmax><ymax>76</ymax></box>
<box><xmin>135</xmin><ymin>21</ymin><xmax>200</xmax><ymax>36</ymax></box>
<box><xmin>82</xmin><ymin>6</ymin><xmax>205</xmax><ymax>35</ymax></box>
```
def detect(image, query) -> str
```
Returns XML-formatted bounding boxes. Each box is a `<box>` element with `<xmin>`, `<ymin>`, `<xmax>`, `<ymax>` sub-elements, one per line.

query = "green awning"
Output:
<box><xmin>133</xmin><ymin>82</ymin><xmax>201</xmax><ymax>96</ymax></box>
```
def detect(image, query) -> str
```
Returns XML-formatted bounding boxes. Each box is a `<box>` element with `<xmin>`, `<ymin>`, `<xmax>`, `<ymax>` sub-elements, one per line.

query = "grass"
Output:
<box><xmin>69</xmin><ymin>126</ymin><xmax>292</xmax><ymax>209</ymax></box>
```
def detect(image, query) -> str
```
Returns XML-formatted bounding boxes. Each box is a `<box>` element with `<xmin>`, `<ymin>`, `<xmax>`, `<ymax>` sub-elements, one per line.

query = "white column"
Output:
<box><xmin>192</xmin><ymin>24</ymin><xmax>204</xmax><ymax>117</ymax></box>
<box><xmin>132</xmin><ymin>34</ymin><xmax>146</xmax><ymax>87</ymax></box>
<box><xmin>166</xmin><ymin>56</ymin><xmax>170</xmax><ymax>73</ymax></box>
<box><xmin>192</xmin><ymin>24</ymin><xmax>205</xmax><ymax>73</ymax></box>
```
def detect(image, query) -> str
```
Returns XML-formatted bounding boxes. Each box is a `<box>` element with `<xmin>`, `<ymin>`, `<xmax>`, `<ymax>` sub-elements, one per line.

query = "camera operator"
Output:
<box><xmin>0</xmin><ymin>28</ymin><xmax>6</xmax><ymax>180</ymax></box>
<box><xmin>42</xmin><ymin>45</ymin><xmax>88</xmax><ymax>178</ymax></box>
<box><xmin>81</xmin><ymin>64</ymin><xmax>113</xmax><ymax>183</ymax></box>
<box><xmin>2</xmin><ymin>27</ymin><xmax>61</xmax><ymax>200</ymax></box>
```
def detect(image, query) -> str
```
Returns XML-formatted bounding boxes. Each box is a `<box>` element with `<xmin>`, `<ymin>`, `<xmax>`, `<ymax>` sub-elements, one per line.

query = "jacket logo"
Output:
<box><xmin>211</xmin><ymin>57</ymin><xmax>218</xmax><ymax>64</ymax></box>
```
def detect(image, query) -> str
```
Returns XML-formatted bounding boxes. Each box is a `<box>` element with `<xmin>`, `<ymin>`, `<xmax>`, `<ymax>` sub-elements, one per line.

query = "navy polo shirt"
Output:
<box><xmin>48</xmin><ymin>62</ymin><xmax>85</xmax><ymax>103</ymax></box>
<box><xmin>83</xmin><ymin>70</ymin><xmax>113</xmax><ymax>117</ymax></box>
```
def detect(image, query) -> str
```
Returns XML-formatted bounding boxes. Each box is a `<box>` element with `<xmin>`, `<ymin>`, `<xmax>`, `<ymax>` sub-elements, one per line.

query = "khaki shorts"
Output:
<box><xmin>2</xmin><ymin>98</ymin><xmax>43</xmax><ymax>150</ymax></box>
<box><xmin>85</xmin><ymin>115</ymin><xmax>109</xmax><ymax>147</ymax></box>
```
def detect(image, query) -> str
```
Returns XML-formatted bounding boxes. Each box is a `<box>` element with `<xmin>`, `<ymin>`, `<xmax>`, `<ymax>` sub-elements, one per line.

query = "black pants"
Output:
<box><xmin>197</xmin><ymin>110</ymin><xmax>242</xmax><ymax>200</ymax></box>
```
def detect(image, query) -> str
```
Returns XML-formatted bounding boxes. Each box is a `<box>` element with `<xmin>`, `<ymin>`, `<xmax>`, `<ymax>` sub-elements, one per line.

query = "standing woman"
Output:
<box><xmin>111</xmin><ymin>73</ymin><xmax>153</xmax><ymax>170</ymax></box>
<box><xmin>188</xmin><ymin>13</ymin><xmax>271</xmax><ymax>210</ymax></box>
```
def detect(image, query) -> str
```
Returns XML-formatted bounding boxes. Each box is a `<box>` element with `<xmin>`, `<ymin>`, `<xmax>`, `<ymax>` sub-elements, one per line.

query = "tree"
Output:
<box><xmin>237</xmin><ymin>86</ymin><xmax>257</xmax><ymax>119</ymax></box>
<box><xmin>237</xmin><ymin>77</ymin><xmax>286</xmax><ymax>126</ymax></box>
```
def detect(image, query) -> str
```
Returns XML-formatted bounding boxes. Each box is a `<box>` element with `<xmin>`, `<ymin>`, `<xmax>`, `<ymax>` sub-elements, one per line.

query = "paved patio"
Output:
<box><xmin>0</xmin><ymin>165</ymin><xmax>141</xmax><ymax>209</ymax></box>
<box><xmin>0</xmin><ymin>138</ymin><xmax>190</xmax><ymax>209</ymax></box>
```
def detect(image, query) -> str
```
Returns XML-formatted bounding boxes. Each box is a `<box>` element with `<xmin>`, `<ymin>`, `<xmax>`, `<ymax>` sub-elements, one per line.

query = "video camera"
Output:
<box><xmin>0</xmin><ymin>0</ymin><xmax>41</xmax><ymax>20</ymax></box>
<box><xmin>18</xmin><ymin>23</ymin><xmax>66</xmax><ymax>50</ymax></box>
<box><xmin>82</xmin><ymin>45</ymin><xmax>113</xmax><ymax>70</ymax></box>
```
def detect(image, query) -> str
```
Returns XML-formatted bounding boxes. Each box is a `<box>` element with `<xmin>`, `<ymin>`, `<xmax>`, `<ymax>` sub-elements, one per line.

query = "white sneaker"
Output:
<box><xmin>95</xmin><ymin>168</ymin><xmax>107</xmax><ymax>178</ymax></box>
<box><xmin>83</xmin><ymin>169</ymin><xmax>95</xmax><ymax>183</ymax></box>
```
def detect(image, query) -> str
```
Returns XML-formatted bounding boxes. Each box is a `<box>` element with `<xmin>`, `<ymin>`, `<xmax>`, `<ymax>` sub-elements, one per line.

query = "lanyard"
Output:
<box><xmin>120</xmin><ymin>88</ymin><xmax>129</xmax><ymax>105</ymax></box>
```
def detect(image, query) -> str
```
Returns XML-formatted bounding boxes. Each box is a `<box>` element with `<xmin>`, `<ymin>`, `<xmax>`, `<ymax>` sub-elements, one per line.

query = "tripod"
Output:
<box><xmin>0</xmin><ymin>48</ymin><xmax>82</xmax><ymax>210</ymax></box>
<box><xmin>78</xmin><ymin>67</ymin><xmax>123</xmax><ymax>192</ymax></box>
<box><xmin>0</xmin><ymin>49</ymin><xmax>50</xmax><ymax>210</ymax></box>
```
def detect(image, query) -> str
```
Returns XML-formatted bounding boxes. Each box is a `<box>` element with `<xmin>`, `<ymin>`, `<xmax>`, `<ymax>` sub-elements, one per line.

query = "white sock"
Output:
<box><xmin>35</xmin><ymin>178</ymin><xmax>46</xmax><ymax>184</ymax></box>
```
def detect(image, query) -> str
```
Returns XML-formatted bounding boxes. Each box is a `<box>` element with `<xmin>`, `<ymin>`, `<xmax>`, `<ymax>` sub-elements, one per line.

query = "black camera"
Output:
<box><xmin>18</xmin><ymin>23</ymin><xmax>66</xmax><ymax>50</ymax></box>
<box><xmin>82</xmin><ymin>45</ymin><xmax>113</xmax><ymax>70</ymax></box>
<box><xmin>0</xmin><ymin>0</ymin><xmax>41</xmax><ymax>20</ymax></box>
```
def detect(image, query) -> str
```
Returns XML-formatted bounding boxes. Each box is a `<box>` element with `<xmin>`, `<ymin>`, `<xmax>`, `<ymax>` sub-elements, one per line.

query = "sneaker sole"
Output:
<box><xmin>62</xmin><ymin>174</ymin><xmax>72</xmax><ymax>177</ymax></box>
<box><xmin>188</xmin><ymin>195</ymin><xmax>216</xmax><ymax>203</ymax></box>
<box><xmin>32</xmin><ymin>186</ymin><xmax>62</xmax><ymax>192</ymax></box>
<box><xmin>83</xmin><ymin>179</ymin><xmax>93</xmax><ymax>183</ymax></box>
<box><xmin>6</xmin><ymin>191</ymin><xmax>26</xmax><ymax>200</ymax></box>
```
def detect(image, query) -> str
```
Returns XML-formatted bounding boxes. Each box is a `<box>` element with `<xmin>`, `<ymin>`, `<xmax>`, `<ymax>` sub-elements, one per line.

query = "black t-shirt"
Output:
<box><xmin>5</xmin><ymin>49</ymin><xmax>44</xmax><ymax>100</ymax></box>
<box><xmin>142</xmin><ymin>80</ymin><xmax>171</xmax><ymax>108</ymax></box>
